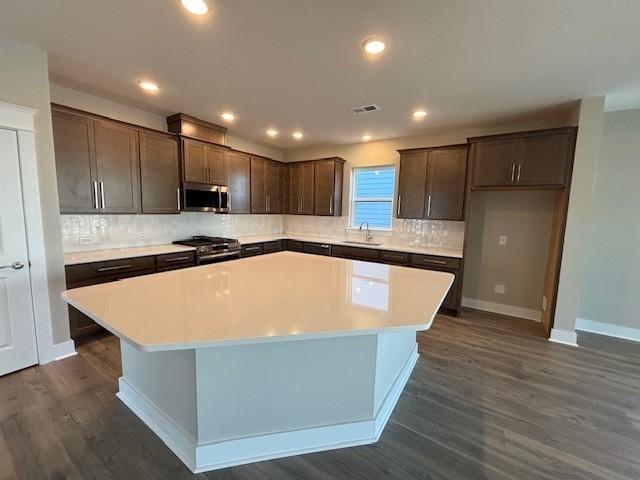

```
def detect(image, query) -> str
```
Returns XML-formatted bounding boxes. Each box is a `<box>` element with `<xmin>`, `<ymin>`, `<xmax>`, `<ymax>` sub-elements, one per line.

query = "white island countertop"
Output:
<box><xmin>62</xmin><ymin>251</ymin><xmax>453</xmax><ymax>352</ymax></box>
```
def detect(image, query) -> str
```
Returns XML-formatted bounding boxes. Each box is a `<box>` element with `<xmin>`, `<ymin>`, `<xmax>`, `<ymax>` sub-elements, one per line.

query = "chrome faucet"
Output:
<box><xmin>359</xmin><ymin>221</ymin><xmax>374</xmax><ymax>242</ymax></box>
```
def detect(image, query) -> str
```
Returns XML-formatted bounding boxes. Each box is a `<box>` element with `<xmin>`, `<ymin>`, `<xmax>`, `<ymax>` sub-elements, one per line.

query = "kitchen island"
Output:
<box><xmin>62</xmin><ymin>251</ymin><xmax>453</xmax><ymax>472</ymax></box>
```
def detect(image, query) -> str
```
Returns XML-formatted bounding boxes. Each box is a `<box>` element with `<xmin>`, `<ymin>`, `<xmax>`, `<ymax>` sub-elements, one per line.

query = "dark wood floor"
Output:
<box><xmin>2</xmin><ymin>311</ymin><xmax>639</xmax><ymax>479</ymax></box>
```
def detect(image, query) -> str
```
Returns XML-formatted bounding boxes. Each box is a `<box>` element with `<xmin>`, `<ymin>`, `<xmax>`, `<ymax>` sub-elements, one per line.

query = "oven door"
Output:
<box><xmin>182</xmin><ymin>184</ymin><xmax>228</xmax><ymax>213</ymax></box>
<box><xmin>198</xmin><ymin>250</ymin><xmax>241</xmax><ymax>265</ymax></box>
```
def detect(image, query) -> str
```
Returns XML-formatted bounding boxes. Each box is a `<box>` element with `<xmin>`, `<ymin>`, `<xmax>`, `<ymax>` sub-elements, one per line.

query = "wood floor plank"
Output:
<box><xmin>1</xmin><ymin>310</ymin><xmax>639</xmax><ymax>479</ymax></box>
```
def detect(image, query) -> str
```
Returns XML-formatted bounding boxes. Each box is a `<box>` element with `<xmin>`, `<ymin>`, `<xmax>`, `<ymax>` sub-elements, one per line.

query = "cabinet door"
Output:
<box><xmin>206</xmin><ymin>144</ymin><xmax>228</xmax><ymax>185</ymax></box>
<box><xmin>265</xmin><ymin>161</ymin><xmax>281</xmax><ymax>213</ymax></box>
<box><xmin>425</xmin><ymin>147</ymin><xmax>467</xmax><ymax>220</ymax></box>
<box><xmin>94</xmin><ymin>120</ymin><xmax>140</xmax><ymax>213</ymax></box>
<box><xmin>250</xmin><ymin>157</ymin><xmax>267</xmax><ymax>213</ymax></box>
<box><xmin>140</xmin><ymin>132</ymin><xmax>179</xmax><ymax>214</ymax></box>
<box><xmin>227</xmin><ymin>151</ymin><xmax>251</xmax><ymax>213</ymax></box>
<box><xmin>397</xmin><ymin>151</ymin><xmax>428</xmax><ymax>219</ymax></box>
<box><xmin>281</xmin><ymin>164</ymin><xmax>290</xmax><ymax>214</ymax></box>
<box><xmin>301</xmin><ymin>162</ymin><xmax>315</xmax><ymax>214</ymax></box>
<box><xmin>183</xmin><ymin>139</ymin><xmax>208</xmax><ymax>183</ymax></box>
<box><xmin>471</xmin><ymin>139</ymin><xmax>518</xmax><ymax>188</ymax></box>
<box><xmin>289</xmin><ymin>163</ymin><xmax>303</xmax><ymax>213</ymax></box>
<box><xmin>314</xmin><ymin>159</ymin><xmax>336</xmax><ymax>216</ymax></box>
<box><xmin>517</xmin><ymin>133</ymin><xmax>570</xmax><ymax>187</ymax></box>
<box><xmin>52</xmin><ymin>109</ymin><xmax>98</xmax><ymax>213</ymax></box>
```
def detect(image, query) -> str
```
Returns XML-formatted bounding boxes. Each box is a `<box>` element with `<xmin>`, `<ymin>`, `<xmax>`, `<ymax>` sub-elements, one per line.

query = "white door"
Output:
<box><xmin>0</xmin><ymin>128</ymin><xmax>38</xmax><ymax>376</ymax></box>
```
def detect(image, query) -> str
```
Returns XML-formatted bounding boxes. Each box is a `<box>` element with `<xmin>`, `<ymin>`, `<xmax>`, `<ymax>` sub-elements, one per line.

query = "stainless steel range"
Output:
<box><xmin>173</xmin><ymin>236</ymin><xmax>241</xmax><ymax>265</ymax></box>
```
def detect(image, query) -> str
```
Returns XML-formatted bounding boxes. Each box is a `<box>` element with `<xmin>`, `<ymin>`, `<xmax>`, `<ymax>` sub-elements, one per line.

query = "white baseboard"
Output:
<box><xmin>549</xmin><ymin>328</ymin><xmax>578</xmax><ymax>347</ymax></box>
<box><xmin>50</xmin><ymin>339</ymin><xmax>77</xmax><ymax>362</ymax></box>
<box><xmin>117</xmin><ymin>347</ymin><xmax>418</xmax><ymax>473</ymax></box>
<box><xmin>576</xmin><ymin>317</ymin><xmax>640</xmax><ymax>343</ymax></box>
<box><xmin>462</xmin><ymin>297</ymin><xmax>541</xmax><ymax>322</ymax></box>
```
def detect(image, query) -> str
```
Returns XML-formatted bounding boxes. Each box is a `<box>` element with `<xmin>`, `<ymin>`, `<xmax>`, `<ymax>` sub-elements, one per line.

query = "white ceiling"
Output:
<box><xmin>2</xmin><ymin>0</ymin><xmax>640</xmax><ymax>148</ymax></box>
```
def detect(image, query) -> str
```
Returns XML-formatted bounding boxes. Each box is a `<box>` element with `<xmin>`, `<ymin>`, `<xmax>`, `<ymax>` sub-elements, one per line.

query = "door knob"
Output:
<box><xmin>0</xmin><ymin>261</ymin><xmax>24</xmax><ymax>270</ymax></box>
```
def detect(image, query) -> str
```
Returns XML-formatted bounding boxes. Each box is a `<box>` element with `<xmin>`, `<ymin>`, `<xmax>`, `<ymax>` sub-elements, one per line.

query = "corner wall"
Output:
<box><xmin>0</xmin><ymin>40</ymin><xmax>69</xmax><ymax>345</ymax></box>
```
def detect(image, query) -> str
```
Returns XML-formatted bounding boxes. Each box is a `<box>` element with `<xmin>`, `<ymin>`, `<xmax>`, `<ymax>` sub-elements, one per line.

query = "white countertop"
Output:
<box><xmin>62</xmin><ymin>251</ymin><xmax>453</xmax><ymax>351</ymax></box>
<box><xmin>237</xmin><ymin>233</ymin><xmax>463</xmax><ymax>258</ymax></box>
<box><xmin>64</xmin><ymin>244</ymin><xmax>196</xmax><ymax>266</ymax></box>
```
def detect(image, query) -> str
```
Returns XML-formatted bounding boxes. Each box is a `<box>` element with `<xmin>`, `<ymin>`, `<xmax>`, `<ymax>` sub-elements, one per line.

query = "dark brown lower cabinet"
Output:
<box><xmin>331</xmin><ymin>245</ymin><xmax>379</xmax><ymax>262</ymax></box>
<box><xmin>262</xmin><ymin>240</ymin><xmax>283</xmax><ymax>253</ymax></box>
<box><xmin>241</xmin><ymin>243</ymin><xmax>263</xmax><ymax>257</ymax></box>
<box><xmin>303</xmin><ymin>242</ymin><xmax>332</xmax><ymax>256</ymax></box>
<box><xmin>65</xmin><ymin>253</ymin><xmax>195</xmax><ymax>340</ymax></box>
<box><xmin>410</xmin><ymin>254</ymin><xmax>461</xmax><ymax>312</ymax></box>
<box><xmin>284</xmin><ymin>240</ymin><xmax>304</xmax><ymax>252</ymax></box>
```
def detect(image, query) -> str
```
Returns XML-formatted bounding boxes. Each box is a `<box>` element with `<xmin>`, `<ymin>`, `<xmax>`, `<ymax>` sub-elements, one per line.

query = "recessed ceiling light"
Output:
<box><xmin>137</xmin><ymin>80</ymin><xmax>159</xmax><ymax>93</ymax></box>
<box><xmin>292</xmin><ymin>131</ymin><xmax>304</xmax><ymax>140</ymax></box>
<box><xmin>362</xmin><ymin>134</ymin><xmax>372</xmax><ymax>141</ymax></box>
<box><xmin>220</xmin><ymin>112</ymin><xmax>235</xmax><ymax>122</ymax></box>
<box><xmin>266</xmin><ymin>129</ymin><xmax>279</xmax><ymax>137</ymax></box>
<box><xmin>181</xmin><ymin>0</ymin><xmax>210</xmax><ymax>15</ymax></box>
<box><xmin>413</xmin><ymin>110</ymin><xmax>428</xmax><ymax>119</ymax></box>
<box><xmin>363</xmin><ymin>38</ymin><xmax>386</xmax><ymax>55</ymax></box>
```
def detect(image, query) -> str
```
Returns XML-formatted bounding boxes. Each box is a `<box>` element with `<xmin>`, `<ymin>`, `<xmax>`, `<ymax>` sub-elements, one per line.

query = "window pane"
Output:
<box><xmin>354</xmin><ymin>168</ymin><xmax>395</xmax><ymax>200</ymax></box>
<box><xmin>353</xmin><ymin>201</ymin><xmax>392</xmax><ymax>229</ymax></box>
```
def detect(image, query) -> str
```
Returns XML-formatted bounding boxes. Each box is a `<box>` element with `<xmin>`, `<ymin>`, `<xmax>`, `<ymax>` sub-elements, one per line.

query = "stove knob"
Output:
<box><xmin>198</xmin><ymin>246</ymin><xmax>207</xmax><ymax>254</ymax></box>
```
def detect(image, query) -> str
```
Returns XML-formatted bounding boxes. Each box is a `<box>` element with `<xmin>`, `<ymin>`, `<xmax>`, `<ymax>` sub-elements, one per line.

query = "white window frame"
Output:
<box><xmin>348</xmin><ymin>165</ymin><xmax>396</xmax><ymax>232</ymax></box>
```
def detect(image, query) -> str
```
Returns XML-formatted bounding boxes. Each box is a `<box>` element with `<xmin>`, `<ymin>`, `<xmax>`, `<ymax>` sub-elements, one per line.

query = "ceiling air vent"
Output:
<box><xmin>351</xmin><ymin>104</ymin><xmax>381</xmax><ymax>115</ymax></box>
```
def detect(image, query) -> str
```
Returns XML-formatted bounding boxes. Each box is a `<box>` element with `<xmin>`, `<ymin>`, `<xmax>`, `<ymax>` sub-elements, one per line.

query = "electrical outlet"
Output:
<box><xmin>494</xmin><ymin>284</ymin><xmax>506</xmax><ymax>294</ymax></box>
<box><xmin>79</xmin><ymin>237</ymin><xmax>92</xmax><ymax>245</ymax></box>
<box><xmin>499</xmin><ymin>235</ymin><xmax>507</xmax><ymax>246</ymax></box>
<box><xmin>542</xmin><ymin>296</ymin><xmax>548</xmax><ymax>311</ymax></box>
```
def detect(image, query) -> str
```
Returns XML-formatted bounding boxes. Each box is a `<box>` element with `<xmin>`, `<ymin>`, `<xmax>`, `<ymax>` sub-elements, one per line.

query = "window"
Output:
<box><xmin>350</xmin><ymin>166</ymin><xmax>396</xmax><ymax>230</ymax></box>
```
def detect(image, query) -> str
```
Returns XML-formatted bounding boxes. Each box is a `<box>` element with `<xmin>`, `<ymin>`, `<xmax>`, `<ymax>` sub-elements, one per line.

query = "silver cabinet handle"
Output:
<box><xmin>397</xmin><ymin>195</ymin><xmax>402</xmax><ymax>216</ymax></box>
<box><xmin>329</xmin><ymin>196</ymin><xmax>333</xmax><ymax>215</ymax></box>
<box><xmin>421</xmin><ymin>258</ymin><xmax>447</xmax><ymax>265</ymax></box>
<box><xmin>177</xmin><ymin>187</ymin><xmax>181</xmax><ymax>211</ymax></box>
<box><xmin>321</xmin><ymin>244</ymin><xmax>330</xmax><ymax>249</ymax></box>
<box><xmin>164</xmin><ymin>256</ymin><xmax>191</xmax><ymax>263</ymax></box>
<box><xmin>93</xmin><ymin>181</ymin><xmax>99</xmax><ymax>209</ymax></box>
<box><xmin>96</xmin><ymin>264</ymin><xmax>132</xmax><ymax>272</ymax></box>
<box><xmin>0</xmin><ymin>261</ymin><xmax>24</xmax><ymax>270</ymax></box>
<box><xmin>427</xmin><ymin>194</ymin><xmax>432</xmax><ymax>217</ymax></box>
<box><xmin>510</xmin><ymin>164</ymin><xmax>516</xmax><ymax>182</ymax></box>
<box><xmin>100</xmin><ymin>181</ymin><xmax>106</xmax><ymax>209</ymax></box>
<box><xmin>516</xmin><ymin>164</ymin><xmax>522</xmax><ymax>182</ymax></box>
<box><xmin>244</xmin><ymin>245</ymin><xmax>261</xmax><ymax>252</ymax></box>
<box><xmin>218</xmin><ymin>189</ymin><xmax>223</xmax><ymax>210</ymax></box>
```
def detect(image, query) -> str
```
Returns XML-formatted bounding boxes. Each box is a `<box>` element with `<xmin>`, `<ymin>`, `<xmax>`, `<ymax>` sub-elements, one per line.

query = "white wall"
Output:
<box><xmin>0</xmin><ymin>40</ymin><xmax>70</xmax><ymax>345</ymax></box>
<box><xmin>577</xmin><ymin>109</ymin><xmax>640</xmax><ymax>339</ymax></box>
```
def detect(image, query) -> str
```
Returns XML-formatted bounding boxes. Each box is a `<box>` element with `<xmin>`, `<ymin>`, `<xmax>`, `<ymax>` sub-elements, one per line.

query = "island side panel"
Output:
<box><xmin>119</xmin><ymin>340</ymin><xmax>198</xmax><ymax>441</ymax></box>
<box><xmin>194</xmin><ymin>334</ymin><xmax>378</xmax><ymax>444</ymax></box>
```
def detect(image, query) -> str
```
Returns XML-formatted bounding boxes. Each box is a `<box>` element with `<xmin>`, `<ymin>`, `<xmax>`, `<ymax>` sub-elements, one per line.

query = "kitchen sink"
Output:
<box><xmin>344</xmin><ymin>240</ymin><xmax>383</xmax><ymax>246</ymax></box>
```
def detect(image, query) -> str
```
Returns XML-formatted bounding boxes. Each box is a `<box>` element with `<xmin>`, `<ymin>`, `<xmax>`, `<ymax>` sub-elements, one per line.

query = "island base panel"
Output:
<box><xmin>116</xmin><ymin>332</ymin><xmax>419</xmax><ymax>472</ymax></box>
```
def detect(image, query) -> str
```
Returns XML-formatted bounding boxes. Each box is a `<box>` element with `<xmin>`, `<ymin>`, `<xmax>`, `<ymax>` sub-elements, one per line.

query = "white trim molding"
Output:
<box><xmin>51</xmin><ymin>340</ymin><xmax>77</xmax><ymax>361</ymax></box>
<box><xmin>576</xmin><ymin>317</ymin><xmax>640</xmax><ymax>343</ymax></box>
<box><xmin>0</xmin><ymin>101</ymin><xmax>36</xmax><ymax>132</ymax></box>
<box><xmin>549</xmin><ymin>328</ymin><xmax>578</xmax><ymax>347</ymax></box>
<box><xmin>462</xmin><ymin>297</ymin><xmax>541</xmax><ymax>322</ymax></box>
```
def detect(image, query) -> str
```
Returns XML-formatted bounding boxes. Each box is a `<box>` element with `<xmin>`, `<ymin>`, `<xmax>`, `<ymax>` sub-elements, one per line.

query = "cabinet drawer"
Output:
<box><xmin>156</xmin><ymin>251</ymin><xmax>195</xmax><ymax>272</ymax></box>
<box><xmin>303</xmin><ymin>242</ymin><xmax>332</xmax><ymax>256</ymax></box>
<box><xmin>410</xmin><ymin>254</ymin><xmax>461</xmax><ymax>270</ymax></box>
<box><xmin>262</xmin><ymin>240</ymin><xmax>283</xmax><ymax>253</ymax></box>
<box><xmin>66</xmin><ymin>256</ymin><xmax>156</xmax><ymax>285</ymax></box>
<box><xmin>284</xmin><ymin>240</ymin><xmax>304</xmax><ymax>252</ymax></box>
<box><xmin>332</xmin><ymin>245</ymin><xmax>379</xmax><ymax>261</ymax></box>
<box><xmin>379</xmin><ymin>250</ymin><xmax>409</xmax><ymax>265</ymax></box>
<box><xmin>241</xmin><ymin>243</ymin><xmax>263</xmax><ymax>257</ymax></box>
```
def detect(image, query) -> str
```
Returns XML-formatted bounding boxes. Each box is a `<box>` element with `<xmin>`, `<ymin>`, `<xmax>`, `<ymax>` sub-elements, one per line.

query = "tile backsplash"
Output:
<box><xmin>60</xmin><ymin>214</ymin><xmax>284</xmax><ymax>251</ymax></box>
<box><xmin>61</xmin><ymin>213</ymin><xmax>464</xmax><ymax>252</ymax></box>
<box><xmin>284</xmin><ymin>216</ymin><xmax>464</xmax><ymax>250</ymax></box>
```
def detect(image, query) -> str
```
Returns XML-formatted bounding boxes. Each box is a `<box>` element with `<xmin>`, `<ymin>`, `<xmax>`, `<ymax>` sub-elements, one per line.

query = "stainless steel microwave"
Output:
<box><xmin>180</xmin><ymin>183</ymin><xmax>229</xmax><ymax>213</ymax></box>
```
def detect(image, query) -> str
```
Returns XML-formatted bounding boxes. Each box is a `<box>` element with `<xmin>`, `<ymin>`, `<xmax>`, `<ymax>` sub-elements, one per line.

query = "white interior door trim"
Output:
<box><xmin>0</xmin><ymin>100</ymin><xmax>74</xmax><ymax>365</ymax></box>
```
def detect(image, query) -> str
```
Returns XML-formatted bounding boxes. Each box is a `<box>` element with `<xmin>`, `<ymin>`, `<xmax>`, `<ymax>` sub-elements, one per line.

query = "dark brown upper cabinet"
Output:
<box><xmin>313</xmin><ymin>157</ymin><xmax>345</xmax><ymax>216</ymax></box>
<box><xmin>396</xmin><ymin>151</ymin><xmax>429</xmax><ymax>219</ymax></box>
<box><xmin>288</xmin><ymin>161</ymin><xmax>315</xmax><ymax>215</ymax></box>
<box><xmin>93</xmin><ymin>120</ymin><xmax>141</xmax><ymax>213</ymax></box>
<box><xmin>227</xmin><ymin>150</ymin><xmax>251</xmax><ymax>213</ymax></box>
<box><xmin>182</xmin><ymin>138</ymin><xmax>228</xmax><ymax>185</ymax></box>
<box><xmin>251</xmin><ymin>156</ymin><xmax>281</xmax><ymax>214</ymax></box>
<box><xmin>397</xmin><ymin>145</ymin><xmax>467</xmax><ymax>221</ymax></box>
<box><xmin>468</xmin><ymin>127</ymin><xmax>577</xmax><ymax>190</ymax></box>
<box><xmin>167</xmin><ymin>113</ymin><xmax>227</xmax><ymax>146</ymax></box>
<box><xmin>52</xmin><ymin>108</ymin><xmax>98</xmax><ymax>213</ymax></box>
<box><xmin>425</xmin><ymin>146</ymin><xmax>468</xmax><ymax>220</ymax></box>
<box><xmin>139</xmin><ymin>131</ymin><xmax>180</xmax><ymax>214</ymax></box>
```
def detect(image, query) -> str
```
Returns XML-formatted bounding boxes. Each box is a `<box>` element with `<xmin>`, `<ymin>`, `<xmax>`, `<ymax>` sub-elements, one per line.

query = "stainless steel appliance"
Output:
<box><xmin>180</xmin><ymin>184</ymin><xmax>229</xmax><ymax>213</ymax></box>
<box><xmin>173</xmin><ymin>236</ymin><xmax>240</xmax><ymax>264</ymax></box>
